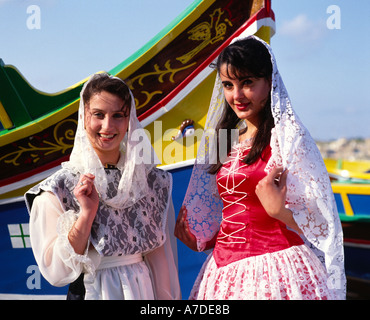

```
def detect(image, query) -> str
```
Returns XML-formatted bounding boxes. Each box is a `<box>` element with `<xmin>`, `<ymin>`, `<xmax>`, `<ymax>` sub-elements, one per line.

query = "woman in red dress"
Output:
<box><xmin>175</xmin><ymin>36</ymin><xmax>345</xmax><ymax>300</ymax></box>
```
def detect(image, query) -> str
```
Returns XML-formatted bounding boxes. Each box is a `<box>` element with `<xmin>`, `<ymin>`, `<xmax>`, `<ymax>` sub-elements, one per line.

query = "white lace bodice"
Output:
<box><xmin>25</xmin><ymin>167</ymin><xmax>172</xmax><ymax>256</ymax></box>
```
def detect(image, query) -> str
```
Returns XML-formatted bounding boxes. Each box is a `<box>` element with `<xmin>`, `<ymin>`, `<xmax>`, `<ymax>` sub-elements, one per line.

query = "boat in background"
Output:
<box><xmin>328</xmin><ymin>159</ymin><xmax>370</xmax><ymax>294</ymax></box>
<box><xmin>332</xmin><ymin>183</ymin><xmax>370</xmax><ymax>295</ymax></box>
<box><xmin>325</xmin><ymin>158</ymin><xmax>370</xmax><ymax>183</ymax></box>
<box><xmin>0</xmin><ymin>0</ymin><xmax>275</xmax><ymax>299</ymax></box>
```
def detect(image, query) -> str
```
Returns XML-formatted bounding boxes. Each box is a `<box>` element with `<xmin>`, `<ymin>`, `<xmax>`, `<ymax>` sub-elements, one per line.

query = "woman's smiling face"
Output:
<box><xmin>84</xmin><ymin>90</ymin><xmax>129</xmax><ymax>164</ymax></box>
<box><xmin>220</xmin><ymin>63</ymin><xmax>271</xmax><ymax>125</ymax></box>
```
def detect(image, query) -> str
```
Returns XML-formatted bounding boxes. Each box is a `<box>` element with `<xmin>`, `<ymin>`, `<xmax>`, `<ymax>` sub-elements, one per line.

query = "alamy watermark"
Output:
<box><xmin>26</xmin><ymin>5</ymin><xmax>41</xmax><ymax>30</ymax></box>
<box><xmin>132</xmin><ymin>122</ymin><xmax>239</xmax><ymax>166</ymax></box>
<box><xmin>327</xmin><ymin>5</ymin><xmax>341</xmax><ymax>30</ymax></box>
<box><xmin>26</xmin><ymin>265</ymin><xmax>41</xmax><ymax>290</ymax></box>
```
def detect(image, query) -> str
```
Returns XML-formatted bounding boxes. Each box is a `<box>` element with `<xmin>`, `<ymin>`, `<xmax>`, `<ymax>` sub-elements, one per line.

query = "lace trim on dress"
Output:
<box><xmin>217</xmin><ymin>144</ymin><xmax>251</xmax><ymax>245</ymax></box>
<box><xmin>56</xmin><ymin>210</ymin><xmax>95</xmax><ymax>276</ymax></box>
<box><xmin>190</xmin><ymin>244</ymin><xmax>337</xmax><ymax>300</ymax></box>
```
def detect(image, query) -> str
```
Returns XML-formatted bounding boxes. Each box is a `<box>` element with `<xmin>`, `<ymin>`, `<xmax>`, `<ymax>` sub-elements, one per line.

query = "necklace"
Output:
<box><xmin>243</xmin><ymin>137</ymin><xmax>254</xmax><ymax>142</ymax></box>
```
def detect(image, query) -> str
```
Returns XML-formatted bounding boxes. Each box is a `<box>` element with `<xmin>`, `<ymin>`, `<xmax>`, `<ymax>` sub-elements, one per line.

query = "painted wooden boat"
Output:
<box><xmin>325</xmin><ymin>158</ymin><xmax>370</xmax><ymax>183</ymax></box>
<box><xmin>326</xmin><ymin>159</ymin><xmax>370</xmax><ymax>293</ymax></box>
<box><xmin>333</xmin><ymin>183</ymin><xmax>370</xmax><ymax>218</ymax></box>
<box><xmin>332</xmin><ymin>183</ymin><xmax>370</xmax><ymax>289</ymax></box>
<box><xmin>0</xmin><ymin>0</ymin><xmax>274</xmax><ymax>201</ymax></box>
<box><xmin>0</xmin><ymin>0</ymin><xmax>275</xmax><ymax>299</ymax></box>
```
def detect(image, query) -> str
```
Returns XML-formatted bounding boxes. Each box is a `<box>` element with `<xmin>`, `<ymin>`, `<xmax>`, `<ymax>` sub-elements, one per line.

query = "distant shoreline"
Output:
<box><xmin>317</xmin><ymin>137</ymin><xmax>370</xmax><ymax>161</ymax></box>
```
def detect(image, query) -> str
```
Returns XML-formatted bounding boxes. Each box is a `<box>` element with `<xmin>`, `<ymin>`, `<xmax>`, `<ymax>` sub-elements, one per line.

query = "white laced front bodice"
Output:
<box><xmin>216</xmin><ymin>143</ymin><xmax>251</xmax><ymax>245</ymax></box>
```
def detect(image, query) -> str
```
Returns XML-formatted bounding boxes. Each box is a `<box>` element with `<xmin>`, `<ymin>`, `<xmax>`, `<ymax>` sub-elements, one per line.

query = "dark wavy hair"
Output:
<box><xmin>208</xmin><ymin>38</ymin><xmax>274</xmax><ymax>174</ymax></box>
<box><xmin>82</xmin><ymin>73</ymin><xmax>131</xmax><ymax>115</ymax></box>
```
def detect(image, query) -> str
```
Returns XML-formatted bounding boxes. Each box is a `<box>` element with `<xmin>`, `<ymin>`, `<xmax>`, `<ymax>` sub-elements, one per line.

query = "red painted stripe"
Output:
<box><xmin>344</xmin><ymin>238</ymin><xmax>370</xmax><ymax>245</ymax></box>
<box><xmin>0</xmin><ymin>155</ymin><xmax>69</xmax><ymax>188</ymax></box>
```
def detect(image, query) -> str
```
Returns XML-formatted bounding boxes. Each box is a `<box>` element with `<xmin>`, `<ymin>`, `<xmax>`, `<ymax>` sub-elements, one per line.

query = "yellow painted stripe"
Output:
<box><xmin>0</xmin><ymin>99</ymin><xmax>79</xmax><ymax>146</ymax></box>
<box><xmin>332</xmin><ymin>183</ymin><xmax>370</xmax><ymax>216</ymax></box>
<box><xmin>332</xmin><ymin>183</ymin><xmax>370</xmax><ymax>195</ymax></box>
<box><xmin>340</xmin><ymin>192</ymin><xmax>354</xmax><ymax>216</ymax></box>
<box><xmin>0</xmin><ymin>100</ymin><xmax>13</xmax><ymax>129</ymax></box>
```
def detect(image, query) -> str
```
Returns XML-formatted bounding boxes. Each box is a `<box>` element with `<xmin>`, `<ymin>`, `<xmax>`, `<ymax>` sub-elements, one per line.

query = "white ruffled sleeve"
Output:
<box><xmin>29</xmin><ymin>191</ymin><xmax>96</xmax><ymax>287</ymax></box>
<box><xmin>144</xmin><ymin>198</ymin><xmax>181</xmax><ymax>300</ymax></box>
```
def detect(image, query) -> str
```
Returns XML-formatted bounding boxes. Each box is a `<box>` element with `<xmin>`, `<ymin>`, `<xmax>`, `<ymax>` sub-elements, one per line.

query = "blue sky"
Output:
<box><xmin>0</xmin><ymin>0</ymin><xmax>369</xmax><ymax>141</ymax></box>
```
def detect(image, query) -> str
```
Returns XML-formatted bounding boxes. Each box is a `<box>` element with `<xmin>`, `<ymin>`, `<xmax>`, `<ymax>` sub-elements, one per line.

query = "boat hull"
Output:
<box><xmin>0</xmin><ymin>0</ymin><xmax>276</xmax><ymax>299</ymax></box>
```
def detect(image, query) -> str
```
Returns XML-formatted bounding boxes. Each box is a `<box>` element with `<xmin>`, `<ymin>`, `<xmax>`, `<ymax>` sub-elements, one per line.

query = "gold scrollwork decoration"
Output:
<box><xmin>129</xmin><ymin>60</ymin><xmax>196</xmax><ymax>90</ymax></box>
<box><xmin>176</xmin><ymin>8</ymin><xmax>233</xmax><ymax>64</ymax></box>
<box><xmin>0</xmin><ymin>118</ymin><xmax>77</xmax><ymax>166</ymax></box>
<box><xmin>129</xmin><ymin>60</ymin><xmax>196</xmax><ymax>110</ymax></box>
<box><xmin>127</xmin><ymin>7</ymin><xmax>232</xmax><ymax>110</ymax></box>
<box><xmin>134</xmin><ymin>91</ymin><xmax>163</xmax><ymax>111</ymax></box>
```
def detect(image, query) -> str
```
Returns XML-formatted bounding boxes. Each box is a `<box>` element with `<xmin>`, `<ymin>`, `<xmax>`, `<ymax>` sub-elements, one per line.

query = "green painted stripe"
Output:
<box><xmin>339</xmin><ymin>213</ymin><xmax>370</xmax><ymax>223</ymax></box>
<box><xmin>109</xmin><ymin>0</ymin><xmax>203</xmax><ymax>75</ymax></box>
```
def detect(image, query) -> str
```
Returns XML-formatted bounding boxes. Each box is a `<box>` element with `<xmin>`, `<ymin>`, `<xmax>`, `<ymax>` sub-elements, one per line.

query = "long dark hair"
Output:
<box><xmin>208</xmin><ymin>38</ymin><xmax>274</xmax><ymax>175</ymax></box>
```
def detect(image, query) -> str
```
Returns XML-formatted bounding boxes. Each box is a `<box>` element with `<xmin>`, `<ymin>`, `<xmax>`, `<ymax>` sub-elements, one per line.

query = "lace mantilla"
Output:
<box><xmin>62</xmin><ymin>73</ymin><xmax>160</xmax><ymax>210</ymax></box>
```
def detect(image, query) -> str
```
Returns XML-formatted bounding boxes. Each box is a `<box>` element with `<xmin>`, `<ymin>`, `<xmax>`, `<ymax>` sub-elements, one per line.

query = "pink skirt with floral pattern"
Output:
<box><xmin>189</xmin><ymin>245</ymin><xmax>338</xmax><ymax>300</ymax></box>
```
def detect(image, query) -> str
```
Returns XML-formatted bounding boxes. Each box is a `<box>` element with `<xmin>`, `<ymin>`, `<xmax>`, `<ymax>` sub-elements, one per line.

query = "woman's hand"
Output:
<box><xmin>69</xmin><ymin>173</ymin><xmax>99</xmax><ymax>254</ymax></box>
<box><xmin>174</xmin><ymin>206</ymin><xmax>198</xmax><ymax>251</ymax></box>
<box><xmin>255</xmin><ymin>167</ymin><xmax>302</xmax><ymax>234</ymax></box>
<box><xmin>255</xmin><ymin>167</ymin><xmax>288</xmax><ymax>217</ymax></box>
<box><xmin>74</xmin><ymin>173</ymin><xmax>99</xmax><ymax>220</ymax></box>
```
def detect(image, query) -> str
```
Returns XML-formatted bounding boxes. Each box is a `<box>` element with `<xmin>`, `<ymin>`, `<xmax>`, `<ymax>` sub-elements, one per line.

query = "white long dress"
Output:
<box><xmin>27</xmin><ymin>171</ymin><xmax>181</xmax><ymax>300</ymax></box>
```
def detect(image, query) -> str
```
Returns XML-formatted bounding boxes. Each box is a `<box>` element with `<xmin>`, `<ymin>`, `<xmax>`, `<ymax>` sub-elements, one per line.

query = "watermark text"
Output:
<box><xmin>326</xmin><ymin>5</ymin><xmax>341</xmax><ymax>30</ymax></box>
<box><xmin>26</xmin><ymin>5</ymin><xmax>41</xmax><ymax>30</ymax></box>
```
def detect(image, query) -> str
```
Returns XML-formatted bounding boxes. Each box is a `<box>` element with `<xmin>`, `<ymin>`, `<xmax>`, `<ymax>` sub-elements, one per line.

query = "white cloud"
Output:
<box><xmin>279</xmin><ymin>14</ymin><xmax>327</xmax><ymax>42</ymax></box>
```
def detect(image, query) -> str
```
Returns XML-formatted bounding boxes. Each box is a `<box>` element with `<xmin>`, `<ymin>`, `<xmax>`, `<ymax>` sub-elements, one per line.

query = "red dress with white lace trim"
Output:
<box><xmin>213</xmin><ymin>144</ymin><xmax>303</xmax><ymax>267</ymax></box>
<box><xmin>189</xmin><ymin>143</ymin><xmax>336</xmax><ymax>300</ymax></box>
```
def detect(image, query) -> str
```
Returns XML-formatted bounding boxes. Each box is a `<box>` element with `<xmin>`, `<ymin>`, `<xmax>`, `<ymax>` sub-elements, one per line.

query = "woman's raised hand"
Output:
<box><xmin>255</xmin><ymin>167</ymin><xmax>288</xmax><ymax>218</ymax></box>
<box><xmin>255</xmin><ymin>167</ymin><xmax>302</xmax><ymax>234</ymax></box>
<box><xmin>74</xmin><ymin>173</ymin><xmax>99</xmax><ymax>220</ymax></box>
<box><xmin>69</xmin><ymin>173</ymin><xmax>99</xmax><ymax>254</ymax></box>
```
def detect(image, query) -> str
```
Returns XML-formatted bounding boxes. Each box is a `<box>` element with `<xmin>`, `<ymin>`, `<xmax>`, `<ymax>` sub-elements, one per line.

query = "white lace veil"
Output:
<box><xmin>183</xmin><ymin>35</ymin><xmax>346</xmax><ymax>299</ymax></box>
<box><xmin>62</xmin><ymin>73</ymin><xmax>159</xmax><ymax>209</ymax></box>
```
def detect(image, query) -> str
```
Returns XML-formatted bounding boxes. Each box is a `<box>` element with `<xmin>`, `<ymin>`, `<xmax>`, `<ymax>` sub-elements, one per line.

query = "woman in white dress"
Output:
<box><xmin>25</xmin><ymin>73</ymin><xmax>181</xmax><ymax>300</ymax></box>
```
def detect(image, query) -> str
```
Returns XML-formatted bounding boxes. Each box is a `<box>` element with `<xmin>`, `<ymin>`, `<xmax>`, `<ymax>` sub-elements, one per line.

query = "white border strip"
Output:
<box><xmin>160</xmin><ymin>158</ymin><xmax>195</xmax><ymax>171</ymax></box>
<box><xmin>0</xmin><ymin>196</ymin><xmax>24</xmax><ymax>206</ymax></box>
<box><xmin>344</xmin><ymin>241</ymin><xmax>370</xmax><ymax>249</ymax></box>
<box><xmin>0</xmin><ymin>165</ymin><xmax>61</xmax><ymax>196</ymax></box>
